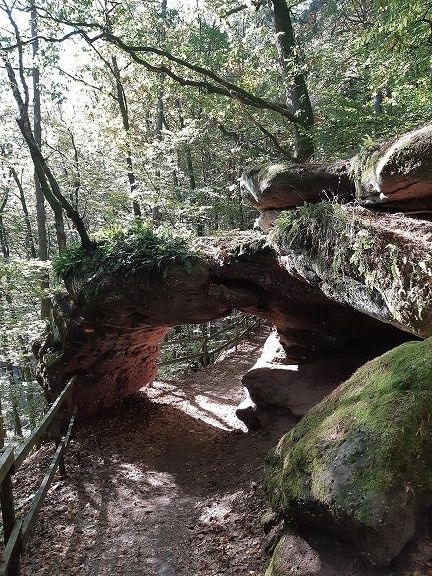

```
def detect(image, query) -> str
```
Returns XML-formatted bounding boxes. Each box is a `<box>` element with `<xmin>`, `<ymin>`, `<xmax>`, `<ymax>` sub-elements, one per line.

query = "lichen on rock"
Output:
<box><xmin>264</xmin><ymin>337</ymin><xmax>432</xmax><ymax>566</ymax></box>
<box><xmin>270</xmin><ymin>201</ymin><xmax>432</xmax><ymax>337</ymax></box>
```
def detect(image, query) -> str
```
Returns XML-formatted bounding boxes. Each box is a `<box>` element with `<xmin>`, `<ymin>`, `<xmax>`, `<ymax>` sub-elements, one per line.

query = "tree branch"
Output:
<box><xmin>6</xmin><ymin>5</ymin><xmax>302</xmax><ymax>126</ymax></box>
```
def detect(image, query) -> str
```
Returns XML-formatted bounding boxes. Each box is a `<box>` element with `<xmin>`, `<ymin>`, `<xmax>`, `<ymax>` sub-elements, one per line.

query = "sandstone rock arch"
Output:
<box><xmin>36</xmin><ymin>233</ymin><xmax>406</xmax><ymax>419</ymax></box>
<box><xmin>37</xmin><ymin>125</ymin><xmax>432</xmax><ymax>420</ymax></box>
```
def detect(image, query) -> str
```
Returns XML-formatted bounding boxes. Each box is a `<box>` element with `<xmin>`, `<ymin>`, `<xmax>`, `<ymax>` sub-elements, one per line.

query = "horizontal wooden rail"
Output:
<box><xmin>14</xmin><ymin>377</ymin><xmax>75</xmax><ymax>472</ymax></box>
<box><xmin>0</xmin><ymin>378</ymin><xmax>77</xmax><ymax>576</ymax></box>
<box><xmin>207</xmin><ymin>317</ymin><xmax>246</xmax><ymax>341</ymax></box>
<box><xmin>161</xmin><ymin>317</ymin><xmax>247</xmax><ymax>348</ymax></box>
<box><xmin>159</xmin><ymin>316</ymin><xmax>259</xmax><ymax>368</ymax></box>
<box><xmin>209</xmin><ymin>319</ymin><xmax>260</xmax><ymax>357</ymax></box>
<box><xmin>161</xmin><ymin>335</ymin><xmax>205</xmax><ymax>346</ymax></box>
<box><xmin>160</xmin><ymin>353</ymin><xmax>204</xmax><ymax>367</ymax></box>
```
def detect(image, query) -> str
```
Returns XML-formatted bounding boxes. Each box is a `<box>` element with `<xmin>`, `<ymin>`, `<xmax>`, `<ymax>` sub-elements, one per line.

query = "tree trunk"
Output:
<box><xmin>0</xmin><ymin>214</ymin><xmax>9</xmax><ymax>259</ymax></box>
<box><xmin>270</xmin><ymin>0</ymin><xmax>314</xmax><ymax>161</ymax></box>
<box><xmin>3</xmin><ymin>54</ymin><xmax>92</xmax><ymax>250</ymax></box>
<box><xmin>0</xmin><ymin>191</ymin><xmax>9</xmax><ymax>259</ymax></box>
<box><xmin>10</xmin><ymin>168</ymin><xmax>37</xmax><ymax>258</ymax></box>
<box><xmin>31</xmin><ymin>2</ymin><xmax>65</xmax><ymax>255</ymax></box>
<box><xmin>30</xmin><ymin>2</ymin><xmax>49</xmax><ymax>260</ymax></box>
<box><xmin>152</xmin><ymin>0</ymin><xmax>168</xmax><ymax>225</ymax></box>
<box><xmin>374</xmin><ymin>90</ymin><xmax>383</xmax><ymax>114</ymax></box>
<box><xmin>30</xmin><ymin>2</ymin><xmax>52</xmax><ymax>318</ymax></box>
<box><xmin>111</xmin><ymin>55</ymin><xmax>142</xmax><ymax>218</ymax></box>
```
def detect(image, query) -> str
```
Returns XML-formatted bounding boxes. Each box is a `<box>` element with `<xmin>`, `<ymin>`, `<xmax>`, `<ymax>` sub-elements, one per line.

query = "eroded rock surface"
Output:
<box><xmin>242</xmin><ymin>124</ymin><xmax>432</xmax><ymax>224</ymax></box>
<box><xmin>241</xmin><ymin>330</ymin><xmax>408</xmax><ymax>418</ymax></box>
<box><xmin>240</xmin><ymin>162</ymin><xmax>353</xmax><ymax>211</ymax></box>
<box><xmin>353</xmin><ymin>123</ymin><xmax>432</xmax><ymax>205</ymax></box>
<box><xmin>265</xmin><ymin>529</ymin><xmax>386</xmax><ymax>576</ymax></box>
<box><xmin>271</xmin><ymin>205</ymin><xmax>432</xmax><ymax>338</ymax></box>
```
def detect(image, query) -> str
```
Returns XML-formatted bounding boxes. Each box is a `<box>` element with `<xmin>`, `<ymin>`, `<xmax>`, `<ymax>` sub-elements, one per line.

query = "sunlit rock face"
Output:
<box><xmin>241</xmin><ymin>330</ymin><xmax>408</xmax><ymax>419</ymax></box>
<box><xmin>36</xmin><ymin>233</ymin><xmax>400</xmax><ymax>418</ymax></box>
<box><xmin>38</xmin><ymin>124</ymin><xmax>432</xmax><ymax>419</ymax></box>
<box><xmin>242</xmin><ymin>124</ymin><xmax>432</xmax><ymax>219</ymax></box>
<box><xmin>240</xmin><ymin>162</ymin><xmax>353</xmax><ymax>211</ymax></box>
<box><xmin>241</xmin><ymin>125</ymin><xmax>432</xmax><ymax>340</ymax></box>
<box><xmin>353</xmin><ymin>122</ymin><xmax>432</xmax><ymax>205</ymax></box>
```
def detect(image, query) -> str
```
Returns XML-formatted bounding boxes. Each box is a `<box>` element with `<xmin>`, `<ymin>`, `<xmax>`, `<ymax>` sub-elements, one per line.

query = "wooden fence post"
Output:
<box><xmin>1</xmin><ymin>470</ymin><xmax>16</xmax><ymax>546</ymax></box>
<box><xmin>201</xmin><ymin>336</ymin><xmax>209</xmax><ymax>367</ymax></box>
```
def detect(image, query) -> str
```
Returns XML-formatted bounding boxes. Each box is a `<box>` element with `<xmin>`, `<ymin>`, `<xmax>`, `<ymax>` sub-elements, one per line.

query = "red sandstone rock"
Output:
<box><xmin>37</xmin><ymin>233</ymin><xmax>400</xmax><ymax>418</ymax></box>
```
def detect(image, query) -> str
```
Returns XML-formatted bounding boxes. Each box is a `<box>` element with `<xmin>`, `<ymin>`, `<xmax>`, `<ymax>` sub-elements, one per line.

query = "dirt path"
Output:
<box><xmin>18</xmin><ymin>327</ymin><xmax>296</xmax><ymax>576</ymax></box>
<box><xmin>14</xmin><ymin>327</ymin><xmax>432</xmax><ymax>576</ymax></box>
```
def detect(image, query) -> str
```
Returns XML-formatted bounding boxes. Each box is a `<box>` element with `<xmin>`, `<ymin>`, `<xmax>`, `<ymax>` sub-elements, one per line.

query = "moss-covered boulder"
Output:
<box><xmin>352</xmin><ymin>123</ymin><xmax>432</xmax><ymax>205</ymax></box>
<box><xmin>265</xmin><ymin>338</ymin><xmax>432</xmax><ymax>566</ymax></box>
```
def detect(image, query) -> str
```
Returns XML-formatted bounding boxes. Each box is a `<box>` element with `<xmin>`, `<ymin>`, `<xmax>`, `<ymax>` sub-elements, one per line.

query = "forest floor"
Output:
<box><xmin>11</xmin><ymin>326</ymin><xmax>432</xmax><ymax>576</ymax></box>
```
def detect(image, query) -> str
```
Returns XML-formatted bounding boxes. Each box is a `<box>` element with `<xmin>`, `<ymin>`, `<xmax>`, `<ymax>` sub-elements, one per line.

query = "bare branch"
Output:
<box><xmin>54</xmin><ymin>65</ymin><xmax>117</xmax><ymax>101</ymax></box>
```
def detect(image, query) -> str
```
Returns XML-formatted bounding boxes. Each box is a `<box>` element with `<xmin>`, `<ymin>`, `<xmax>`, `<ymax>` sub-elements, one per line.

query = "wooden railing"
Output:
<box><xmin>160</xmin><ymin>315</ymin><xmax>260</xmax><ymax>369</ymax></box>
<box><xmin>0</xmin><ymin>377</ymin><xmax>77</xmax><ymax>576</ymax></box>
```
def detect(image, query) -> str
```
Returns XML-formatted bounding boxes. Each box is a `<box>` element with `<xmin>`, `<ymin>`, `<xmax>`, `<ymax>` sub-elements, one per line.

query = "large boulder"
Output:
<box><xmin>264</xmin><ymin>337</ymin><xmax>432</xmax><ymax>566</ymax></box>
<box><xmin>240</xmin><ymin>162</ymin><xmax>354</xmax><ymax>211</ymax></box>
<box><xmin>242</xmin><ymin>125</ymin><xmax>432</xmax><ymax>230</ymax></box>
<box><xmin>353</xmin><ymin>123</ymin><xmax>432</xmax><ymax>205</ymax></box>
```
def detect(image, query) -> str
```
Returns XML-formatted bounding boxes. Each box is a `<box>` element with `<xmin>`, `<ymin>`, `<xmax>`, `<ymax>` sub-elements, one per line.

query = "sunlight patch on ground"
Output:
<box><xmin>145</xmin><ymin>380</ymin><xmax>247</xmax><ymax>432</ymax></box>
<box><xmin>199</xmin><ymin>491</ymin><xmax>243</xmax><ymax>525</ymax></box>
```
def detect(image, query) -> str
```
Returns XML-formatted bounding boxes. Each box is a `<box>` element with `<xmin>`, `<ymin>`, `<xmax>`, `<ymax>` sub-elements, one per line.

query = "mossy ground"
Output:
<box><xmin>265</xmin><ymin>337</ymin><xmax>432</xmax><ymax>528</ymax></box>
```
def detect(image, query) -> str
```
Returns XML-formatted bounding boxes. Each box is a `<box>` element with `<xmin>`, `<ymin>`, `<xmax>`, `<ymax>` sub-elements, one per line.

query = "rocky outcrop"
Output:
<box><xmin>264</xmin><ymin>337</ymin><xmax>432</xmax><ymax>566</ymax></box>
<box><xmin>353</xmin><ymin>123</ymin><xmax>432</xmax><ymax>205</ymax></box>
<box><xmin>39</xmin><ymin>124</ymin><xmax>432</xmax><ymax>421</ymax></box>
<box><xmin>242</xmin><ymin>124</ymin><xmax>432</xmax><ymax>231</ymax></box>
<box><xmin>37</xmin><ymin>231</ymin><xmax>401</xmax><ymax>418</ymax></box>
<box><xmin>241</xmin><ymin>330</ymin><xmax>408</xmax><ymax>419</ymax></box>
<box><xmin>240</xmin><ymin>162</ymin><xmax>354</xmax><ymax>211</ymax></box>
<box><xmin>240</xmin><ymin>126</ymin><xmax>432</xmax><ymax>339</ymax></box>
<box><xmin>271</xmin><ymin>204</ymin><xmax>432</xmax><ymax>338</ymax></box>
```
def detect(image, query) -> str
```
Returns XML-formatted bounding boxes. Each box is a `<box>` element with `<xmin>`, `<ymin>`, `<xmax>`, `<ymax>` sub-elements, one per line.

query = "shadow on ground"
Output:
<box><xmin>16</xmin><ymin>330</ymin><xmax>432</xmax><ymax>576</ymax></box>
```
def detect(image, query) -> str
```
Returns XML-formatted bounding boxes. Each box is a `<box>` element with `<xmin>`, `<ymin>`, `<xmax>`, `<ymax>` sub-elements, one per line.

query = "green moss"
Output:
<box><xmin>265</xmin><ymin>338</ymin><xmax>432</xmax><ymax>527</ymax></box>
<box><xmin>53</xmin><ymin>222</ymin><xmax>202</xmax><ymax>283</ymax></box>
<box><xmin>265</xmin><ymin>537</ymin><xmax>285</xmax><ymax>576</ymax></box>
<box><xmin>269</xmin><ymin>202</ymin><xmax>432</xmax><ymax>333</ymax></box>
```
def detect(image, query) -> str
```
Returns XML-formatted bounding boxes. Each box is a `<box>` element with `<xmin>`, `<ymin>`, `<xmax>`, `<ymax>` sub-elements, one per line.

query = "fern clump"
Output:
<box><xmin>53</xmin><ymin>222</ymin><xmax>201</xmax><ymax>282</ymax></box>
